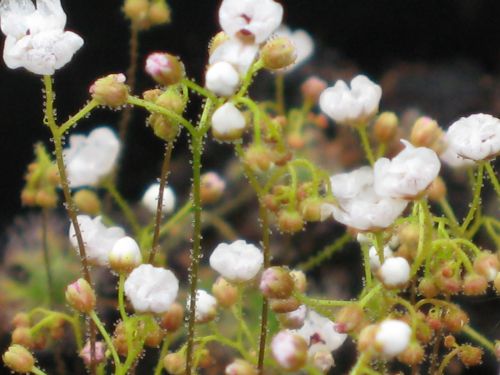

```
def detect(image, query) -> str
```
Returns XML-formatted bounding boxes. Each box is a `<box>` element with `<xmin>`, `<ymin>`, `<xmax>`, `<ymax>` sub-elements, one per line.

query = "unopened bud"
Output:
<box><xmin>397</xmin><ymin>223</ymin><xmax>419</xmax><ymax>247</ymax></box>
<box><xmin>3</xmin><ymin>345</ymin><xmax>35</xmax><ymax>373</ymax></box>
<box><xmin>444</xmin><ymin>335</ymin><xmax>457</xmax><ymax>349</ymax></box>
<box><xmin>163</xmin><ymin>352</ymin><xmax>186</xmax><ymax>375</ymax></box>
<box><xmin>418</xmin><ymin>277</ymin><xmax>439</xmax><ymax>298</ymax></box>
<box><xmin>260</xmin><ymin>267</ymin><xmax>294</xmax><ymax>299</ymax></box>
<box><xmin>269</xmin><ymin>297</ymin><xmax>301</xmax><ymax>313</ymax></box>
<box><xmin>109</xmin><ymin>236</ymin><xmax>142</xmax><ymax>273</ymax></box>
<box><xmin>462</xmin><ymin>273</ymin><xmax>488</xmax><ymax>296</ymax></box>
<box><xmin>225</xmin><ymin>359</ymin><xmax>257</xmax><ymax>375</ymax></box>
<box><xmin>443</xmin><ymin>306</ymin><xmax>469</xmax><ymax>333</ymax></box>
<box><xmin>426</xmin><ymin>177</ymin><xmax>447</xmax><ymax>202</ymax></box>
<box><xmin>357</xmin><ymin>324</ymin><xmax>378</xmax><ymax>352</ymax></box>
<box><xmin>261</xmin><ymin>37</ymin><xmax>297</xmax><ymax>70</ymax></box>
<box><xmin>80</xmin><ymin>341</ymin><xmax>106</xmax><ymax>366</ymax></box>
<box><xmin>373</xmin><ymin>112</ymin><xmax>398</xmax><ymax>143</ymax></box>
<box><xmin>90</xmin><ymin>74</ymin><xmax>129</xmax><ymax>107</ymax></box>
<box><xmin>123</xmin><ymin>0</ymin><xmax>148</xmax><ymax>23</ymax></box>
<box><xmin>410</xmin><ymin>116</ymin><xmax>445</xmax><ymax>153</ymax></box>
<box><xmin>287</xmin><ymin>132</ymin><xmax>305</xmax><ymax>149</ymax></box>
<box><xmin>11</xmin><ymin>327</ymin><xmax>34</xmax><ymax>349</ymax></box>
<box><xmin>311</xmin><ymin>350</ymin><xmax>334</xmax><ymax>373</ymax></box>
<box><xmin>112</xmin><ymin>322</ymin><xmax>128</xmax><ymax>357</ymax></box>
<box><xmin>277</xmin><ymin>210</ymin><xmax>304</xmax><ymax>234</ymax></box>
<box><xmin>212</xmin><ymin>277</ymin><xmax>238</xmax><ymax>308</ymax></box>
<box><xmin>473</xmin><ymin>251</ymin><xmax>499</xmax><ymax>282</ymax></box>
<box><xmin>65</xmin><ymin>278</ymin><xmax>96</xmax><ymax>313</ymax></box>
<box><xmin>143</xmin><ymin>88</ymin><xmax>162</xmax><ymax>102</ymax></box>
<box><xmin>198</xmin><ymin>348</ymin><xmax>214</xmax><ymax>369</ymax></box>
<box><xmin>12</xmin><ymin>313</ymin><xmax>30</xmax><ymax>328</ymax></box>
<box><xmin>145</xmin><ymin>53</ymin><xmax>185</xmax><ymax>86</ymax></box>
<box><xmin>35</xmin><ymin>190</ymin><xmax>57</xmax><ymax>208</ymax></box>
<box><xmin>335</xmin><ymin>305</ymin><xmax>365</xmax><ymax>333</ymax></box>
<box><xmin>148</xmin><ymin>1</ymin><xmax>171</xmax><ymax>26</ymax></box>
<box><xmin>200</xmin><ymin>172</ymin><xmax>226</xmax><ymax>205</ymax></box>
<box><xmin>244</xmin><ymin>144</ymin><xmax>273</xmax><ymax>172</ymax></box>
<box><xmin>458</xmin><ymin>345</ymin><xmax>483</xmax><ymax>367</ymax></box>
<box><xmin>271</xmin><ymin>331</ymin><xmax>308</xmax><ymax>371</ymax></box>
<box><xmin>73</xmin><ymin>189</ymin><xmax>101</xmax><ymax>215</ymax></box>
<box><xmin>300</xmin><ymin>197</ymin><xmax>323</xmax><ymax>222</ymax></box>
<box><xmin>145</xmin><ymin>320</ymin><xmax>164</xmax><ymax>348</ymax></box>
<box><xmin>277</xmin><ymin>305</ymin><xmax>307</xmax><ymax>329</ymax></box>
<box><xmin>398</xmin><ymin>342</ymin><xmax>424</xmax><ymax>366</ymax></box>
<box><xmin>212</xmin><ymin>102</ymin><xmax>246</xmax><ymax>141</ymax></box>
<box><xmin>301</xmin><ymin>77</ymin><xmax>327</xmax><ymax>103</ymax></box>
<box><xmin>159</xmin><ymin>303</ymin><xmax>184</xmax><ymax>332</ymax></box>
<box><xmin>290</xmin><ymin>270</ymin><xmax>307</xmax><ymax>293</ymax></box>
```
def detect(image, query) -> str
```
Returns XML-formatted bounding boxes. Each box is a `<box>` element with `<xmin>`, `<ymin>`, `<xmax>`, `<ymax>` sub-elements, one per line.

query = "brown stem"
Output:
<box><xmin>149</xmin><ymin>141</ymin><xmax>174</xmax><ymax>264</ymax></box>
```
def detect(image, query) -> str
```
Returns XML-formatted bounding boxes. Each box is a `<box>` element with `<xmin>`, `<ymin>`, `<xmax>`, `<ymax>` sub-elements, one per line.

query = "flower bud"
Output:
<box><xmin>73</xmin><ymin>189</ymin><xmax>101</xmax><ymax>215</ymax></box>
<box><xmin>12</xmin><ymin>313</ymin><xmax>30</xmax><ymax>328</ymax></box>
<box><xmin>397</xmin><ymin>223</ymin><xmax>419</xmax><ymax>247</ymax></box>
<box><xmin>206</xmin><ymin>61</ymin><xmax>240</xmax><ymax>97</ymax></box>
<box><xmin>3</xmin><ymin>345</ymin><xmax>35</xmax><ymax>373</ymax></box>
<box><xmin>148</xmin><ymin>1</ymin><xmax>171</xmax><ymax>26</ymax></box>
<box><xmin>290</xmin><ymin>270</ymin><xmax>307</xmax><ymax>293</ymax></box>
<box><xmin>145</xmin><ymin>320</ymin><xmax>164</xmax><ymax>348</ymax></box>
<box><xmin>260</xmin><ymin>267</ymin><xmax>294</xmax><ymax>299</ymax></box>
<box><xmin>225</xmin><ymin>359</ymin><xmax>257</xmax><ymax>375</ymax></box>
<box><xmin>21</xmin><ymin>189</ymin><xmax>36</xmax><ymax>206</ymax></box>
<box><xmin>269</xmin><ymin>296</ymin><xmax>301</xmax><ymax>313</ymax></box>
<box><xmin>442</xmin><ymin>306</ymin><xmax>469</xmax><ymax>333</ymax></box>
<box><xmin>271</xmin><ymin>331</ymin><xmax>308</xmax><ymax>371</ymax></box>
<box><xmin>65</xmin><ymin>278</ymin><xmax>96</xmax><ymax>313</ymax></box>
<box><xmin>458</xmin><ymin>345</ymin><xmax>483</xmax><ymax>367</ymax></box>
<box><xmin>374</xmin><ymin>320</ymin><xmax>412</xmax><ymax>357</ymax></box>
<box><xmin>163</xmin><ymin>352</ymin><xmax>186</xmax><ymax>375</ymax></box>
<box><xmin>212</xmin><ymin>277</ymin><xmax>238</xmax><ymax>308</ymax></box>
<box><xmin>109</xmin><ymin>236</ymin><xmax>142</xmax><ymax>273</ymax></box>
<box><xmin>434</xmin><ymin>264</ymin><xmax>462</xmax><ymax>294</ymax></box>
<box><xmin>80</xmin><ymin>341</ymin><xmax>106</xmax><ymax>367</ymax></box>
<box><xmin>277</xmin><ymin>305</ymin><xmax>307</xmax><ymax>329</ymax></box>
<box><xmin>277</xmin><ymin>210</ymin><xmax>304</xmax><ymax>234</ymax></box>
<box><xmin>416</xmin><ymin>319</ymin><xmax>434</xmax><ymax>344</ymax></box>
<box><xmin>143</xmin><ymin>88</ymin><xmax>162</xmax><ymax>102</ymax></box>
<box><xmin>462</xmin><ymin>273</ymin><xmax>488</xmax><ymax>296</ymax></box>
<box><xmin>145</xmin><ymin>53</ymin><xmax>185</xmax><ymax>86</ymax></box>
<box><xmin>444</xmin><ymin>335</ymin><xmax>457</xmax><ymax>349</ymax></box>
<box><xmin>198</xmin><ymin>348</ymin><xmax>214</xmax><ymax>369</ymax></box>
<box><xmin>335</xmin><ymin>305</ymin><xmax>365</xmax><ymax>333</ymax></box>
<box><xmin>212</xmin><ymin>102</ymin><xmax>246</xmax><ymax>141</ymax></box>
<box><xmin>418</xmin><ymin>277</ymin><xmax>439</xmax><ymax>298</ymax></box>
<box><xmin>200</xmin><ymin>172</ymin><xmax>226</xmax><ymax>205</ymax></box>
<box><xmin>426</xmin><ymin>177</ymin><xmax>447</xmax><ymax>202</ymax></box>
<box><xmin>410</xmin><ymin>116</ymin><xmax>445</xmax><ymax>153</ymax></box>
<box><xmin>261</xmin><ymin>37</ymin><xmax>297</xmax><ymax>70</ymax></box>
<box><xmin>397</xmin><ymin>342</ymin><xmax>424</xmax><ymax>366</ymax></box>
<box><xmin>378</xmin><ymin>257</ymin><xmax>410</xmax><ymax>289</ymax></box>
<box><xmin>263</xmin><ymin>194</ymin><xmax>280</xmax><ymax>212</ymax></box>
<box><xmin>244</xmin><ymin>144</ymin><xmax>273</xmax><ymax>172</ymax></box>
<box><xmin>373</xmin><ymin>112</ymin><xmax>399</xmax><ymax>143</ymax></box>
<box><xmin>112</xmin><ymin>322</ymin><xmax>128</xmax><ymax>357</ymax></box>
<box><xmin>312</xmin><ymin>350</ymin><xmax>335</xmax><ymax>373</ymax></box>
<box><xmin>299</xmin><ymin>197</ymin><xmax>323</xmax><ymax>222</ymax></box>
<box><xmin>301</xmin><ymin>77</ymin><xmax>327</xmax><ymax>104</ymax></box>
<box><xmin>159</xmin><ymin>302</ymin><xmax>184</xmax><ymax>332</ymax></box>
<box><xmin>123</xmin><ymin>0</ymin><xmax>148</xmax><ymax>24</ymax></box>
<box><xmin>11</xmin><ymin>327</ymin><xmax>34</xmax><ymax>349</ymax></box>
<box><xmin>473</xmin><ymin>252</ymin><xmax>499</xmax><ymax>281</ymax></box>
<box><xmin>90</xmin><ymin>74</ymin><xmax>129</xmax><ymax>107</ymax></box>
<box><xmin>357</xmin><ymin>324</ymin><xmax>378</xmax><ymax>352</ymax></box>
<box><xmin>35</xmin><ymin>190</ymin><xmax>57</xmax><ymax>208</ymax></box>
<box><xmin>189</xmin><ymin>290</ymin><xmax>218</xmax><ymax>324</ymax></box>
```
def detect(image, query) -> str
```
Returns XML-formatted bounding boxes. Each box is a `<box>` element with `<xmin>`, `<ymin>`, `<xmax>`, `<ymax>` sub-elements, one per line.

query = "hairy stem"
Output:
<box><xmin>257</xmin><ymin>205</ymin><xmax>270</xmax><ymax>374</ymax></box>
<box><xmin>357</xmin><ymin>125</ymin><xmax>375</xmax><ymax>166</ymax></box>
<box><xmin>461</xmin><ymin>162</ymin><xmax>485</xmax><ymax>232</ymax></box>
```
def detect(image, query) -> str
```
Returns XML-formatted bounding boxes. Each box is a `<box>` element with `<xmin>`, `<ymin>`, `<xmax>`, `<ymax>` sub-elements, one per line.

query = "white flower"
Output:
<box><xmin>0</xmin><ymin>0</ymin><xmax>83</xmax><ymax>75</ymax></box>
<box><xmin>322</xmin><ymin>166</ymin><xmax>408</xmax><ymax>231</ymax></box>
<box><xmin>211</xmin><ymin>103</ymin><xmax>246</xmax><ymax>136</ymax></box>
<box><xmin>209</xmin><ymin>38</ymin><xmax>259</xmax><ymax>76</ymax></box>
<box><xmin>271</xmin><ymin>331</ymin><xmax>308</xmax><ymax>371</ymax></box>
<box><xmin>446</xmin><ymin>113</ymin><xmax>500</xmax><ymax>161</ymax></box>
<box><xmin>291</xmin><ymin>310</ymin><xmax>347</xmax><ymax>356</ymax></box>
<box><xmin>374</xmin><ymin>140</ymin><xmax>441</xmax><ymax>199</ymax></box>
<box><xmin>205</xmin><ymin>61</ymin><xmax>240</xmax><ymax>97</ymax></box>
<box><xmin>369</xmin><ymin>245</ymin><xmax>393</xmax><ymax>271</ymax></box>
<box><xmin>69</xmin><ymin>215</ymin><xmax>125</xmax><ymax>267</ymax></box>
<box><xmin>219</xmin><ymin>0</ymin><xmax>283</xmax><ymax>44</ymax></box>
<box><xmin>124</xmin><ymin>264</ymin><xmax>179</xmax><ymax>314</ymax></box>
<box><xmin>375</xmin><ymin>320</ymin><xmax>411</xmax><ymax>357</ymax></box>
<box><xmin>108</xmin><ymin>236</ymin><xmax>142</xmax><ymax>272</ymax></box>
<box><xmin>440</xmin><ymin>140</ymin><xmax>474</xmax><ymax>169</ymax></box>
<box><xmin>210</xmin><ymin>240</ymin><xmax>263</xmax><ymax>282</ymax></box>
<box><xmin>187</xmin><ymin>290</ymin><xmax>217</xmax><ymax>323</ymax></box>
<box><xmin>275</xmin><ymin>25</ymin><xmax>314</xmax><ymax>71</ymax></box>
<box><xmin>64</xmin><ymin>127</ymin><xmax>121</xmax><ymax>188</ymax></box>
<box><xmin>320</xmin><ymin>75</ymin><xmax>382</xmax><ymax>126</ymax></box>
<box><xmin>379</xmin><ymin>257</ymin><xmax>410</xmax><ymax>288</ymax></box>
<box><xmin>141</xmin><ymin>183</ymin><xmax>175</xmax><ymax>214</ymax></box>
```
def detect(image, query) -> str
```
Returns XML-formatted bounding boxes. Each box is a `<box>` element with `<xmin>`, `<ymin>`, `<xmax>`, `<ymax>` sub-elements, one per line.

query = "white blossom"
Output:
<box><xmin>0</xmin><ymin>0</ymin><xmax>83</xmax><ymax>75</ymax></box>
<box><xmin>108</xmin><ymin>236</ymin><xmax>142</xmax><ymax>271</ymax></box>
<box><xmin>211</xmin><ymin>102</ymin><xmax>246</xmax><ymax>137</ymax></box>
<box><xmin>141</xmin><ymin>183</ymin><xmax>175</xmax><ymax>214</ymax></box>
<box><xmin>210</xmin><ymin>240</ymin><xmax>263</xmax><ymax>282</ymax></box>
<box><xmin>320</xmin><ymin>75</ymin><xmax>382</xmax><ymax>126</ymax></box>
<box><xmin>375</xmin><ymin>320</ymin><xmax>411</xmax><ymax>357</ymax></box>
<box><xmin>446</xmin><ymin>113</ymin><xmax>500</xmax><ymax>161</ymax></box>
<box><xmin>374</xmin><ymin>140</ymin><xmax>441</xmax><ymax>199</ymax></box>
<box><xmin>187</xmin><ymin>290</ymin><xmax>217</xmax><ymax>323</ymax></box>
<box><xmin>275</xmin><ymin>25</ymin><xmax>314</xmax><ymax>71</ymax></box>
<box><xmin>205</xmin><ymin>61</ymin><xmax>240</xmax><ymax>97</ymax></box>
<box><xmin>322</xmin><ymin>166</ymin><xmax>408</xmax><ymax>231</ymax></box>
<box><xmin>124</xmin><ymin>264</ymin><xmax>179</xmax><ymax>314</ymax></box>
<box><xmin>209</xmin><ymin>38</ymin><xmax>259</xmax><ymax>76</ymax></box>
<box><xmin>64</xmin><ymin>127</ymin><xmax>121</xmax><ymax>188</ymax></box>
<box><xmin>291</xmin><ymin>310</ymin><xmax>346</xmax><ymax>357</ymax></box>
<box><xmin>379</xmin><ymin>257</ymin><xmax>410</xmax><ymax>287</ymax></box>
<box><xmin>69</xmin><ymin>215</ymin><xmax>125</xmax><ymax>267</ymax></box>
<box><xmin>369</xmin><ymin>245</ymin><xmax>393</xmax><ymax>271</ymax></box>
<box><xmin>219</xmin><ymin>0</ymin><xmax>283</xmax><ymax>44</ymax></box>
<box><xmin>440</xmin><ymin>139</ymin><xmax>474</xmax><ymax>169</ymax></box>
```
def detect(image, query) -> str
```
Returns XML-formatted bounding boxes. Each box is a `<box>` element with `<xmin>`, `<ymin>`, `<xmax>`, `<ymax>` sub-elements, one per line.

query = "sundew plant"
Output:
<box><xmin>1</xmin><ymin>0</ymin><xmax>499</xmax><ymax>374</ymax></box>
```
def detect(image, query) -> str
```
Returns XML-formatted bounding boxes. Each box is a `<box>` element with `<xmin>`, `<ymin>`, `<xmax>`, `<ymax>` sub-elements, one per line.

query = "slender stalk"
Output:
<box><xmin>118</xmin><ymin>274</ymin><xmax>128</xmax><ymax>323</ymax></box>
<box><xmin>485</xmin><ymin>161</ymin><xmax>500</xmax><ymax>197</ymax></box>
<box><xmin>154</xmin><ymin>336</ymin><xmax>171</xmax><ymax>375</ymax></box>
<box><xmin>257</xmin><ymin>205</ymin><xmax>270</xmax><ymax>374</ymax></box>
<box><xmin>89</xmin><ymin>311</ymin><xmax>122</xmax><ymax>372</ymax></box>
<box><xmin>275</xmin><ymin>73</ymin><xmax>285</xmax><ymax>115</ymax></box>
<box><xmin>182</xmin><ymin>78</ymin><xmax>217</xmax><ymax>102</ymax></box>
<box><xmin>362</xmin><ymin>245</ymin><xmax>373</xmax><ymax>289</ymax></box>
<box><xmin>357</xmin><ymin>125</ymin><xmax>375</xmax><ymax>166</ymax></box>
<box><xmin>438</xmin><ymin>198</ymin><xmax>461</xmax><ymax>233</ymax></box>
<box><xmin>58</xmin><ymin>100</ymin><xmax>99</xmax><ymax>135</ymax></box>
<box><xmin>436</xmin><ymin>348</ymin><xmax>460</xmax><ymax>375</ymax></box>
<box><xmin>159</xmin><ymin>201</ymin><xmax>193</xmax><ymax>237</ymax></box>
<box><xmin>350</xmin><ymin>352</ymin><xmax>370</xmax><ymax>375</ymax></box>
<box><xmin>149</xmin><ymin>141</ymin><xmax>174</xmax><ymax>264</ymax></box>
<box><xmin>373</xmin><ymin>231</ymin><xmax>385</xmax><ymax>264</ymax></box>
<box><xmin>31</xmin><ymin>367</ymin><xmax>49</xmax><ymax>375</ymax></box>
<box><xmin>103</xmin><ymin>180</ymin><xmax>141</xmax><ymax>235</ymax></box>
<box><xmin>461</xmin><ymin>162</ymin><xmax>485</xmax><ymax>232</ymax></box>
<box><xmin>298</xmin><ymin>233</ymin><xmax>351</xmax><ymax>272</ymax></box>
<box><xmin>462</xmin><ymin>325</ymin><xmax>496</xmax><ymax>355</ymax></box>
<box><xmin>41</xmin><ymin>209</ymin><xmax>54</xmax><ymax>307</ymax></box>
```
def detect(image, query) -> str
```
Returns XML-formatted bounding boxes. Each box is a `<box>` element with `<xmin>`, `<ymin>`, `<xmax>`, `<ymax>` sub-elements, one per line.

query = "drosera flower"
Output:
<box><xmin>378</xmin><ymin>257</ymin><xmax>411</xmax><ymax>288</ymax></box>
<box><xmin>440</xmin><ymin>137</ymin><xmax>475</xmax><ymax>169</ymax></box>
<box><xmin>275</xmin><ymin>25</ymin><xmax>314</xmax><ymax>71</ymax></box>
<box><xmin>80</xmin><ymin>341</ymin><xmax>106</xmax><ymax>367</ymax></box>
<box><xmin>446</xmin><ymin>113</ymin><xmax>500</xmax><ymax>161</ymax></box>
<box><xmin>211</xmin><ymin>102</ymin><xmax>247</xmax><ymax>141</ymax></box>
<box><xmin>218</xmin><ymin>0</ymin><xmax>283</xmax><ymax>44</ymax></box>
<box><xmin>205</xmin><ymin>61</ymin><xmax>241</xmax><ymax>97</ymax></box>
<box><xmin>321</xmin><ymin>166</ymin><xmax>408</xmax><ymax>231</ymax></box>
<box><xmin>0</xmin><ymin>0</ymin><xmax>84</xmax><ymax>75</ymax></box>
<box><xmin>369</xmin><ymin>245</ymin><xmax>394</xmax><ymax>271</ymax></box>
<box><xmin>124</xmin><ymin>264</ymin><xmax>179</xmax><ymax>314</ymax></box>
<box><xmin>200</xmin><ymin>172</ymin><xmax>226</xmax><ymax>205</ymax></box>
<box><xmin>271</xmin><ymin>331</ymin><xmax>308</xmax><ymax>371</ymax></box>
<box><xmin>108</xmin><ymin>236</ymin><xmax>142</xmax><ymax>273</ymax></box>
<box><xmin>374</xmin><ymin>140</ymin><xmax>441</xmax><ymax>200</ymax></box>
<box><xmin>145</xmin><ymin>52</ymin><xmax>185</xmax><ymax>86</ymax></box>
<box><xmin>63</xmin><ymin>127</ymin><xmax>121</xmax><ymax>188</ymax></box>
<box><xmin>209</xmin><ymin>240</ymin><xmax>263</xmax><ymax>283</ymax></box>
<box><xmin>375</xmin><ymin>319</ymin><xmax>412</xmax><ymax>357</ymax></box>
<box><xmin>187</xmin><ymin>290</ymin><xmax>218</xmax><ymax>324</ymax></box>
<box><xmin>320</xmin><ymin>75</ymin><xmax>382</xmax><ymax>126</ymax></box>
<box><xmin>209</xmin><ymin>39</ymin><xmax>259</xmax><ymax>76</ymax></box>
<box><xmin>141</xmin><ymin>183</ymin><xmax>176</xmax><ymax>214</ymax></box>
<box><xmin>69</xmin><ymin>215</ymin><xmax>126</xmax><ymax>267</ymax></box>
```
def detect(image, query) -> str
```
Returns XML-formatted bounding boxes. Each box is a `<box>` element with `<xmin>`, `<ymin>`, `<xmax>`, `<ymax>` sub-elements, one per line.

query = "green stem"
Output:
<box><xmin>154</xmin><ymin>336</ymin><xmax>171</xmax><ymax>375</ymax></box>
<box><xmin>485</xmin><ymin>162</ymin><xmax>500</xmax><ymax>197</ymax></box>
<box><xmin>89</xmin><ymin>311</ymin><xmax>121</xmax><ymax>372</ymax></box>
<box><xmin>411</xmin><ymin>200</ymin><xmax>432</xmax><ymax>276</ymax></box>
<box><xmin>234</xmin><ymin>96</ymin><xmax>262</xmax><ymax>145</ymax></box>
<box><xmin>159</xmin><ymin>201</ymin><xmax>193</xmax><ymax>238</ymax></box>
<box><xmin>234</xmin><ymin>59</ymin><xmax>264</xmax><ymax>100</ymax></box>
<box><xmin>59</xmin><ymin>99</ymin><xmax>99</xmax><ymax>135</ymax></box>
<box><xmin>461</xmin><ymin>163</ymin><xmax>485</xmax><ymax>232</ymax></box>
<box><xmin>350</xmin><ymin>352</ymin><xmax>371</xmax><ymax>375</ymax></box>
<box><xmin>462</xmin><ymin>325</ymin><xmax>496</xmax><ymax>355</ymax></box>
<box><xmin>362</xmin><ymin>244</ymin><xmax>373</xmax><ymax>289</ymax></box>
<box><xmin>275</xmin><ymin>73</ymin><xmax>285</xmax><ymax>115</ymax></box>
<box><xmin>358</xmin><ymin>283</ymin><xmax>383</xmax><ymax>308</ymax></box>
<box><xmin>232</xmin><ymin>288</ymin><xmax>256</xmax><ymax>347</ymax></box>
<box><xmin>257</xmin><ymin>205</ymin><xmax>270</xmax><ymax>374</ymax></box>
<box><xmin>373</xmin><ymin>231</ymin><xmax>385</xmax><ymax>264</ymax></box>
<box><xmin>103</xmin><ymin>180</ymin><xmax>141</xmax><ymax>236</ymax></box>
<box><xmin>118</xmin><ymin>274</ymin><xmax>128</xmax><ymax>323</ymax></box>
<box><xmin>357</xmin><ymin>125</ymin><xmax>375</xmax><ymax>166</ymax></box>
<box><xmin>436</xmin><ymin>348</ymin><xmax>460</xmax><ymax>375</ymax></box>
<box><xmin>149</xmin><ymin>141</ymin><xmax>174</xmax><ymax>264</ymax></box>
<box><xmin>298</xmin><ymin>233</ymin><xmax>351</xmax><ymax>272</ymax></box>
<box><xmin>438</xmin><ymin>198</ymin><xmax>461</xmax><ymax>234</ymax></box>
<box><xmin>41</xmin><ymin>209</ymin><xmax>54</xmax><ymax>307</ymax></box>
<box><xmin>31</xmin><ymin>367</ymin><xmax>49</xmax><ymax>375</ymax></box>
<box><xmin>182</xmin><ymin>78</ymin><xmax>217</xmax><ymax>102</ymax></box>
